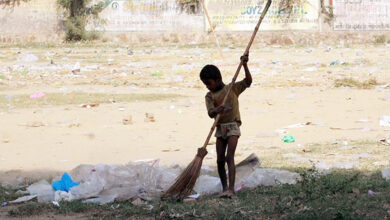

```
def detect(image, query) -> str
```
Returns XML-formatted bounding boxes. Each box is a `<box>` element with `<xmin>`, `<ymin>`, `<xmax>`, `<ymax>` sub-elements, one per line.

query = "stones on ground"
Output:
<box><xmin>18</xmin><ymin>53</ymin><xmax>39</xmax><ymax>62</ymax></box>
<box><xmin>379</xmin><ymin>137</ymin><xmax>390</xmax><ymax>145</ymax></box>
<box><xmin>26</xmin><ymin>121</ymin><xmax>45</xmax><ymax>127</ymax></box>
<box><xmin>80</xmin><ymin>103</ymin><xmax>99</xmax><ymax>108</ymax></box>
<box><xmin>72</xmin><ymin>62</ymin><xmax>81</xmax><ymax>74</ymax></box>
<box><xmin>382</xmin><ymin>169</ymin><xmax>390</xmax><ymax>180</ymax></box>
<box><xmin>122</xmin><ymin>116</ymin><xmax>133</xmax><ymax>125</ymax></box>
<box><xmin>145</xmin><ymin>113</ymin><xmax>155</xmax><ymax>122</ymax></box>
<box><xmin>373</xmin><ymin>161</ymin><xmax>389</xmax><ymax>166</ymax></box>
<box><xmin>315</xmin><ymin>161</ymin><xmax>359</xmax><ymax>174</ymax></box>
<box><xmin>131</xmin><ymin>198</ymin><xmax>145</xmax><ymax>206</ymax></box>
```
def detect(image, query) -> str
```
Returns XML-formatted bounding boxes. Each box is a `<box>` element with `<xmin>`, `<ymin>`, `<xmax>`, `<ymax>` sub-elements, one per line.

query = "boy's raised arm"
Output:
<box><xmin>241</xmin><ymin>54</ymin><xmax>252</xmax><ymax>86</ymax></box>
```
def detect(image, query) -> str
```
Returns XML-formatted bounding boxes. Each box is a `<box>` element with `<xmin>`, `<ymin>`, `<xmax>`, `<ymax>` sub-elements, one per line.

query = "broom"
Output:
<box><xmin>162</xmin><ymin>0</ymin><xmax>272</xmax><ymax>200</ymax></box>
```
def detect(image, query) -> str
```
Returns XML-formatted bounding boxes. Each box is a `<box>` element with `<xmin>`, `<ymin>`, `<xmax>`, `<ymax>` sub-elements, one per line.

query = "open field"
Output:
<box><xmin>0</xmin><ymin>42</ymin><xmax>390</xmax><ymax>218</ymax></box>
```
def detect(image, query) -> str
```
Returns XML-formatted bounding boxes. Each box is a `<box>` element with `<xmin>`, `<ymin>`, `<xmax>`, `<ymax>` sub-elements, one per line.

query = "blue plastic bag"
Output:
<box><xmin>52</xmin><ymin>172</ymin><xmax>79</xmax><ymax>192</ymax></box>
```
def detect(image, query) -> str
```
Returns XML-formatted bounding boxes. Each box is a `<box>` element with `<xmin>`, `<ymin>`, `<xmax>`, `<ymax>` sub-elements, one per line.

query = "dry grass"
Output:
<box><xmin>0</xmin><ymin>92</ymin><xmax>181</xmax><ymax>109</ymax></box>
<box><xmin>258</xmin><ymin>140</ymin><xmax>390</xmax><ymax>171</ymax></box>
<box><xmin>334</xmin><ymin>77</ymin><xmax>381</xmax><ymax>89</ymax></box>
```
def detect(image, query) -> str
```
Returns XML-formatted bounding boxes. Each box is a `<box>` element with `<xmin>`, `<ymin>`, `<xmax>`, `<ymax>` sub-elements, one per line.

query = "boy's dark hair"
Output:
<box><xmin>200</xmin><ymin>65</ymin><xmax>222</xmax><ymax>81</ymax></box>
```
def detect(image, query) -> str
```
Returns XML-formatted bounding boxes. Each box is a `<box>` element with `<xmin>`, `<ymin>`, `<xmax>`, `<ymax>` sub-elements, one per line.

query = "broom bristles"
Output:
<box><xmin>162</xmin><ymin>154</ymin><xmax>204</xmax><ymax>200</ymax></box>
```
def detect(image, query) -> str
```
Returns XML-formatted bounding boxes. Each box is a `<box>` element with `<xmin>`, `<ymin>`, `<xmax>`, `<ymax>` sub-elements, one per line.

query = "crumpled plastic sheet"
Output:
<box><xmin>66</xmin><ymin>161</ymin><xmax>181</xmax><ymax>204</ymax></box>
<box><xmin>16</xmin><ymin>157</ymin><xmax>301</xmax><ymax>204</ymax></box>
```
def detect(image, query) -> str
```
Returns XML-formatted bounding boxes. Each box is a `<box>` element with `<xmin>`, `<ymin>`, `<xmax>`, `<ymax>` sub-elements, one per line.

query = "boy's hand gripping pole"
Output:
<box><xmin>201</xmin><ymin>0</ymin><xmax>272</xmax><ymax>149</ymax></box>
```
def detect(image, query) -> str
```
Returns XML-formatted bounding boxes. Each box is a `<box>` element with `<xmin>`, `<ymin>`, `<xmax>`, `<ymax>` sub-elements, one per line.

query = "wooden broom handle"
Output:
<box><xmin>202</xmin><ymin>0</ymin><xmax>272</xmax><ymax>149</ymax></box>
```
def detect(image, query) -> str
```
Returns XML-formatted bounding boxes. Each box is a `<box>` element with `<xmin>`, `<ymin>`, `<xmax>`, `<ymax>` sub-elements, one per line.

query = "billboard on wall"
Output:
<box><xmin>203</xmin><ymin>0</ymin><xmax>320</xmax><ymax>31</ymax></box>
<box><xmin>333</xmin><ymin>0</ymin><xmax>390</xmax><ymax>30</ymax></box>
<box><xmin>96</xmin><ymin>0</ymin><xmax>203</xmax><ymax>31</ymax></box>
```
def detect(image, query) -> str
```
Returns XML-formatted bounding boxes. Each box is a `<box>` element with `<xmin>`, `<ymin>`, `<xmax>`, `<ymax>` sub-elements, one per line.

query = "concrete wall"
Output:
<box><xmin>0</xmin><ymin>0</ymin><xmax>62</xmax><ymax>42</ymax></box>
<box><xmin>0</xmin><ymin>0</ymin><xmax>389</xmax><ymax>43</ymax></box>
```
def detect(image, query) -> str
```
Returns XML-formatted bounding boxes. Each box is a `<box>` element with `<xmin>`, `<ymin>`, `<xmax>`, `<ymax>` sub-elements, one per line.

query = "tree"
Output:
<box><xmin>57</xmin><ymin>0</ymin><xmax>104</xmax><ymax>41</ymax></box>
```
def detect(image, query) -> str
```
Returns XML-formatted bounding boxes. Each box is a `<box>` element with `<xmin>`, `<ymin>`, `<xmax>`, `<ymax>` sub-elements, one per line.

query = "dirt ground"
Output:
<box><xmin>0</xmin><ymin>42</ymin><xmax>390</xmax><ymax>185</ymax></box>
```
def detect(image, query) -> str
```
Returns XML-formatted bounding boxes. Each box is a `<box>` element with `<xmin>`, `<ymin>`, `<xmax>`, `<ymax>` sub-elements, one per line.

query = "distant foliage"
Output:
<box><xmin>57</xmin><ymin>0</ymin><xmax>104</xmax><ymax>41</ymax></box>
<box><xmin>176</xmin><ymin>0</ymin><xmax>200</xmax><ymax>14</ymax></box>
<box><xmin>0</xmin><ymin>0</ymin><xmax>29</xmax><ymax>7</ymax></box>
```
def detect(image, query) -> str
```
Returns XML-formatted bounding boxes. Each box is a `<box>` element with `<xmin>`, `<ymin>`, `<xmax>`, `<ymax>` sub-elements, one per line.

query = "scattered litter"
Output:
<box><xmin>382</xmin><ymin>169</ymin><xmax>390</xmax><ymax>180</ymax></box>
<box><xmin>131</xmin><ymin>198</ymin><xmax>145</xmax><ymax>206</ymax></box>
<box><xmin>315</xmin><ymin>161</ymin><xmax>358</xmax><ymax>173</ymax></box>
<box><xmin>282</xmin><ymin>153</ymin><xmax>311</xmax><ymax>162</ymax></box>
<box><xmin>52</xmin><ymin>201</ymin><xmax>60</xmax><ymax>207</ymax></box>
<box><xmin>16</xmin><ymin>155</ymin><xmax>299</xmax><ymax>204</ymax></box>
<box><xmin>330</xmin><ymin>60</ymin><xmax>343</xmax><ymax>66</ymax></box>
<box><xmin>274</xmin><ymin>129</ymin><xmax>287</xmax><ymax>135</ymax></box>
<box><xmin>118</xmin><ymin>107</ymin><xmax>125</xmax><ymax>111</ymax></box>
<box><xmin>355</xmin><ymin>119</ymin><xmax>371</xmax><ymax>123</ymax></box>
<box><xmin>52</xmin><ymin>173</ymin><xmax>79</xmax><ymax>192</ymax></box>
<box><xmin>379</xmin><ymin>137</ymin><xmax>390</xmax><ymax>145</ymax></box>
<box><xmin>379</xmin><ymin>115</ymin><xmax>390</xmax><ymax>127</ymax></box>
<box><xmin>187</xmin><ymin>194</ymin><xmax>200</xmax><ymax>199</ymax></box>
<box><xmin>145</xmin><ymin>113</ymin><xmax>155</xmax><ymax>122</ymax></box>
<box><xmin>375</xmin><ymin>83</ymin><xmax>390</xmax><ymax>91</ymax></box>
<box><xmin>122</xmin><ymin>116</ymin><xmax>133</xmax><ymax>125</ymax></box>
<box><xmin>107</xmin><ymin>58</ymin><xmax>114</xmax><ymax>65</ymax></box>
<box><xmin>194</xmin><ymin>175</ymin><xmax>221</xmax><ymax>195</ymax></box>
<box><xmin>19</xmin><ymin>53</ymin><xmax>39</xmax><ymax>62</ymax></box>
<box><xmin>9</xmin><ymin>195</ymin><xmax>37</xmax><ymax>204</ymax></box>
<box><xmin>256</xmin><ymin>131</ymin><xmax>278</xmax><ymax>138</ymax></box>
<box><xmin>286</xmin><ymin>93</ymin><xmax>296</xmax><ymax>99</ymax></box>
<box><xmin>242</xmin><ymin>168</ymin><xmax>301</xmax><ymax>187</ymax></box>
<box><xmin>72</xmin><ymin>62</ymin><xmax>81</xmax><ymax>74</ymax></box>
<box><xmin>283</xmin><ymin>123</ymin><xmax>305</xmax><ymax>129</ymax></box>
<box><xmin>236</xmin><ymin>154</ymin><xmax>261</xmax><ymax>185</ymax></box>
<box><xmin>303</xmin><ymin>67</ymin><xmax>317</xmax><ymax>72</ymax></box>
<box><xmin>1</xmin><ymin>202</ymin><xmax>8</xmax><ymax>207</ymax></box>
<box><xmin>26</xmin><ymin>121</ymin><xmax>45</xmax><ymax>127</ymax></box>
<box><xmin>367</xmin><ymin>190</ymin><xmax>375</xmax><ymax>196</ymax></box>
<box><xmin>282</xmin><ymin>135</ymin><xmax>295</xmax><ymax>143</ymax></box>
<box><xmin>27</xmin><ymin>180</ymin><xmax>55</xmax><ymax>203</ymax></box>
<box><xmin>354</xmin><ymin>153</ymin><xmax>372</xmax><ymax>159</ymax></box>
<box><xmin>373</xmin><ymin>161</ymin><xmax>389</xmax><ymax>166</ymax></box>
<box><xmin>29</xmin><ymin>92</ymin><xmax>46</xmax><ymax>99</ymax></box>
<box><xmin>80</xmin><ymin>103</ymin><xmax>99</xmax><ymax>108</ymax></box>
<box><xmin>151</xmin><ymin>72</ymin><xmax>162</xmax><ymax>77</ymax></box>
<box><xmin>282</xmin><ymin>122</ymin><xmax>322</xmax><ymax>129</ymax></box>
<box><xmin>339</xmin><ymin>145</ymin><xmax>353</xmax><ymax>150</ymax></box>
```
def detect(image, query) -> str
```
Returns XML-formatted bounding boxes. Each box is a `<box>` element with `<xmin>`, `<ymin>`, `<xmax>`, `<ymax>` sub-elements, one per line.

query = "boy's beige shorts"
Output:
<box><xmin>215</xmin><ymin>122</ymin><xmax>241</xmax><ymax>139</ymax></box>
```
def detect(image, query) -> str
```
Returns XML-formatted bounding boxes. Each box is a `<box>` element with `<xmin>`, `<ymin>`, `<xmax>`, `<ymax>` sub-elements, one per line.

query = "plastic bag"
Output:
<box><xmin>194</xmin><ymin>175</ymin><xmax>221</xmax><ymax>195</ymax></box>
<box><xmin>27</xmin><ymin>180</ymin><xmax>54</xmax><ymax>203</ymax></box>
<box><xmin>244</xmin><ymin>168</ymin><xmax>301</xmax><ymax>188</ymax></box>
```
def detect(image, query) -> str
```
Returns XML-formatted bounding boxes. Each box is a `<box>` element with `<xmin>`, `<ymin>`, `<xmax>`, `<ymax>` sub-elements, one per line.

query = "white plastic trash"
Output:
<box><xmin>380</xmin><ymin>115</ymin><xmax>390</xmax><ymax>127</ymax></box>
<box><xmin>27</xmin><ymin>180</ymin><xmax>54</xmax><ymax>203</ymax></box>
<box><xmin>194</xmin><ymin>175</ymin><xmax>221</xmax><ymax>195</ymax></box>
<box><xmin>243</xmin><ymin>168</ymin><xmax>301</xmax><ymax>188</ymax></box>
<box><xmin>382</xmin><ymin>169</ymin><xmax>390</xmax><ymax>180</ymax></box>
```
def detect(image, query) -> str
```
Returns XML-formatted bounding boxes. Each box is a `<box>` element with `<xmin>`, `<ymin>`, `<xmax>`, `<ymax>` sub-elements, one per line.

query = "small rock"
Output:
<box><xmin>144</xmin><ymin>113</ymin><xmax>155</xmax><ymax>122</ymax></box>
<box><xmin>26</xmin><ymin>121</ymin><xmax>45</xmax><ymax>127</ymax></box>
<box><xmin>122</xmin><ymin>116</ymin><xmax>133</xmax><ymax>125</ymax></box>
<box><xmin>382</xmin><ymin>169</ymin><xmax>390</xmax><ymax>180</ymax></box>
<box><xmin>131</xmin><ymin>198</ymin><xmax>145</xmax><ymax>206</ymax></box>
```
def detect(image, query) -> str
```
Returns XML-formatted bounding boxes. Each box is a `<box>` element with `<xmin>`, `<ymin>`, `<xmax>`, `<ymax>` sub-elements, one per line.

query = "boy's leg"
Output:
<box><xmin>216</xmin><ymin>137</ymin><xmax>228</xmax><ymax>191</ymax></box>
<box><xmin>226</xmin><ymin>136</ymin><xmax>238</xmax><ymax>193</ymax></box>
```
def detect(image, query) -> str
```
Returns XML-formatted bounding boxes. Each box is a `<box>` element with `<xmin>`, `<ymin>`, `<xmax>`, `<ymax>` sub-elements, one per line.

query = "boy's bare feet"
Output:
<box><xmin>218</xmin><ymin>190</ymin><xmax>234</xmax><ymax>198</ymax></box>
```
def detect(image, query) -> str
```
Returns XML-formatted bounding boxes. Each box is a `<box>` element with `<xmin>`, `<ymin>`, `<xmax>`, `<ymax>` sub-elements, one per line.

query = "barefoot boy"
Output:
<box><xmin>200</xmin><ymin>54</ymin><xmax>252</xmax><ymax>197</ymax></box>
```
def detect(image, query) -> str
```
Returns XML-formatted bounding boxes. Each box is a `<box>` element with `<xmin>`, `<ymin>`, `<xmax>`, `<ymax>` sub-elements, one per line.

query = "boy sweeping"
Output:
<box><xmin>200</xmin><ymin>54</ymin><xmax>252</xmax><ymax>198</ymax></box>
